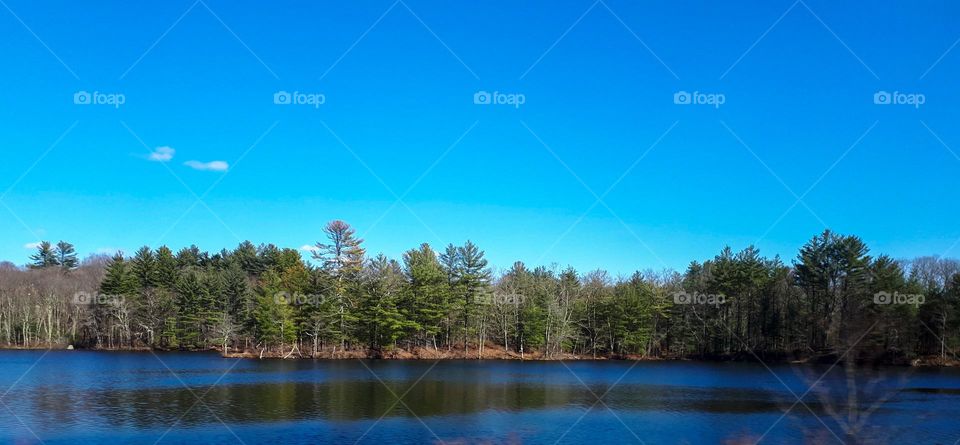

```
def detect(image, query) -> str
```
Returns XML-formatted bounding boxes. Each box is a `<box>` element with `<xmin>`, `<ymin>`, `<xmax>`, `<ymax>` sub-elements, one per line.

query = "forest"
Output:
<box><xmin>1</xmin><ymin>220</ymin><xmax>958</xmax><ymax>364</ymax></box>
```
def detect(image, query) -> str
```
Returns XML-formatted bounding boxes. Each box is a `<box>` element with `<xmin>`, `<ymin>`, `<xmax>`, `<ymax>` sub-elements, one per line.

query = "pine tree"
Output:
<box><xmin>176</xmin><ymin>245</ymin><xmax>202</xmax><ymax>269</ymax></box>
<box><xmin>155</xmin><ymin>246</ymin><xmax>178</xmax><ymax>289</ymax></box>
<box><xmin>131</xmin><ymin>246</ymin><xmax>158</xmax><ymax>289</ymax></box>
<box><xmin>253</xmin><ymin>270</ymin><xmax>297</xmax><ymax>354</ymax></box>
<box><xmin>298</xmin><ymin>270</ymin><xmax>339</xmax><ymax>356</ymax></box>
<box><xmin>313</xmin><ymin>220</ymin><xmax>365</xmax><ymax>349</ymax></box>
<box><xmin>794</xmin><ymin>230</ymin><xmax>872</xmax><ymax>350</ymax></box>
<box><xmin>359</xmin><ymin>254</ymin><xmax>411</xmax><ymax>350</ymax></box>
<box><xmin>174</xmin><ymin>270</ymin><xmax>209</xmax><ymax>348</ymax></box>
<box><xmin>313</xmin><ymin>220</ymin><xmax>365</xmax><ymax>279</ymax></box>
<box><xmin>439</xmin><ymin>243</ymin><xmax>461</xmax><ymax>284</ymax></box>
<box><xmin>97</xmin><ymin>253</ymin><xmax>139</xmax><ymax>348</ymax></box>
<box><xmin>100</xmin><ymin>253</ymin><xmax>138</xmax><ymax>297</ymax></box>
<box><xmin>55</xmin><ymin>241</ymin><xmax>78</xmax><ymax>271</ymax></box>
<box><xmin>222</xmin><ymin>263</ymin><xmax>251</xmax><ymax>321</ymax></box>
<box><xmin>457</xmin><ymin>240</ymin><xmax>490</xmax><ymax>349</ymax></box>
<box><xmin>28</xmin><ymin>241</ymin><xmax>59</xmax><ymax>269</ymax></box>
<box><xmin>233</xmin><ymin>241</ymin><xmax>264</xmax><ymax>277</ymax></box>
<box><xmin>868</xmin><ymin>255</ymin><xmax>912</xmax><ymax>355</ymax></box>
<box><xmin>402</xmin><ymin>244</ymin><xmax>448</xmax><ymax>348</ymax></box>
<box><xmin>611</xmin><ymin>272</ymin><xmax>656</xmax><ymax>354</ymax></box>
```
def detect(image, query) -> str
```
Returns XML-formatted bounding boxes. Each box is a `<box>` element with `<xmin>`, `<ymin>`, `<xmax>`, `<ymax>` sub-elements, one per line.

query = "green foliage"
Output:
<box><xmin>100</xmin><ymin>253</ymin><xmax>138</xmax><ymax>297</ymax></box>
<box><xmin>28</xmin><ymin>241</ymin><xmax>59</xmax><ymax>269</ymax></box>
<box><xmin>131</xmin><ymin>246</ymin><xmax>157</xmax><ymax>289</ymax></box>
<box><xmin>401</xmin><ymin>245</ymin><xmax>449</xmax><ymax>343</ymax></box>
<box><xmin>359</xmin><ymin>255</ymin><xmax>414</xmax><ymax>348</ymax></box>
<box><xmin>609</xmin><ymin>273</ymin><xmax>656</xmax><ymax>354</ymax></box>
<box><xmin>56</xmin><ymin>241</ymin><xmax>78</xmax><ymax>270</ymax></box>
<box><xmin>254</xmin><ymin>270</ymin><xmax>297</xmax><ymax>349</ymax></box>
<box><xmin>155</xmin><ymin>246</ymin><xmax>178</xmax><ymax>288</ymax></box>
<box><xmin>173</xmin><ymin>270</ymin><xmax>208</xmax><ymax>348</ymax></box>
<box><xmin>12</xmin><ymin>224</ymin><xmax>959</xmax><ymax>363</ymax></box>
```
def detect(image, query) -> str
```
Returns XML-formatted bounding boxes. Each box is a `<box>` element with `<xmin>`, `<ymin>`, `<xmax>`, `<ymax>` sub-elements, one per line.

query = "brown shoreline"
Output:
<box><xmin>4</xmin><ymin>343</ymin><xmax>956</xmax><ymax>367</ymax></box>
<box><xmin>221</xmin><ymin>345</ymin><xmax>663</xmax><ymax>361</ymax></box>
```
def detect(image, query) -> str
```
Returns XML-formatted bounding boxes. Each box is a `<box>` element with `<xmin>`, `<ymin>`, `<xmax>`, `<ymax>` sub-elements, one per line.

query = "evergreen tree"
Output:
<box><xmin>253</xmin><ymin>270</ymin><xmax>297</xmax><ymax>354</ymax></box>
<box><xmin>233</xmin><ymin>241</ymin><xmax>264</xmax><ymax>277</ymax></box>
<box><xmin>439</xmin><ymin>243</ymin><xmax>461</xmax><ymax>284</ymax></box>
<box><xmin>313</xmin><ymin>220</ymin><xmax>365</xmax><ymax>279</ymax></box>
<box><xmin>96</xmin><ymin>253</ymin><xmax>139</xmax><ymax>348</ymax></box>
<box><xmin>100</xmin><ymin>253</ymin><xmax>138</xmax><ymax>297</ymax></box>
<box><xmin>28</xmin><ymin>241</ymin><xmax>59</xmax><ymax>269</ymax></box>
<box><xmin>359</xmin><ymin>254</ymin><xmax>411</xmax><ymax>350</ymax></box>
<box><xmin>610</xmin><ymin>272</ymin><xmax>656</xmax><ymax>354</ymax></box>
<box><xmin>131</xmin><ymin>246</ymin><xmax>158</xmax><ymax>289</ymax></box>
<box><xmin>176</xmin><ymin>245</ymin><xmax>203</xmax><ymax>269</ymax></box>
<box><xmin>55</xmin><ymin>241</ymin><xmax>78</xmax><ymax>271</ymax></box>
<box><xmin>402</xmin><ymin>244</ymin><xmax>449</xmax><ymax>348</ymax></box>
<box><xmin>299</xmin><ymin>269</ymin><xmax>341</xmax><ymax>355</ymax></box>
<box><xmin>794</xmin><ymin>230</ymin><xmax>872</xmax><ymax>350</ymax></box>
<box><xmin>174</xmin><ymin>270</ymin><xmax>210</xmax><ymax>347</ymax></box>
<box><xmin>222</xmin><ymin>263</ymin><xmax>251</xmax><ymax>321</ymax></box>
<box><xmin>155</xmin><ymin>246</ymin><xmax>178</xmax><ymax>289</ymax></box>
<box><xmin>313</xmin><ymin>220</ymin><xmax>365</xmax><ymax>349</ymax></box>
<box><xmin>457</xmin><ymin>240</ymin><xmax>490</xmax><ymax>348</ymax></box>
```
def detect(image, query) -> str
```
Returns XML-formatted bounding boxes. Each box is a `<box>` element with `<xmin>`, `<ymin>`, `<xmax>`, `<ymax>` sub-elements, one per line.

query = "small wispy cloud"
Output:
<box><xmin>148</xmin><ymin>146</ymin><xmax>175</xmax><ymax>162</ymax></box>
<box><xmin>23</xmin><ymin>242</ymin><xmax>42</xmax><ymax>249</ymax></box>
<box><xmin>184</xmin><ymin>160</ymin><xmax>229</xmax><ymax>171</ymax></box>
<box><xmin>300</xmin><ymin>244</ymin><xmax>319</xmax><ymax>253</ymax></box>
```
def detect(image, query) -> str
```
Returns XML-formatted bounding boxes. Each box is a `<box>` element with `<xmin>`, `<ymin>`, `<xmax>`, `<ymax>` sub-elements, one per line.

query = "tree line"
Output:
<box><xmin>1</xmin><ymin>220</ymin><xmax>958</xmax><ymax>363</ymax></box>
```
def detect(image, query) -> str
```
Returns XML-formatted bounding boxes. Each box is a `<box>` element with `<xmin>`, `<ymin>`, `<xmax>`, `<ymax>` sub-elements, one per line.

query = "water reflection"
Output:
<box><xmin>23</xmin><ymin>380</ymin><xmax>808</xmax><ymax>429</ymax></box>
<box><xmin>2</xmin><ymin>352</ymin><xmax>960</xmax><ymax>444</ymax></box>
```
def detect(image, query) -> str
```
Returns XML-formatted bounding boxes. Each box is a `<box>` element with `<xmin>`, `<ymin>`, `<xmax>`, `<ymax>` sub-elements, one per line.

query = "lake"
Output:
<box><xmin>0</xmin><ymin>351</ymin><xmax>958</xmax><ymax>444</ymax></box>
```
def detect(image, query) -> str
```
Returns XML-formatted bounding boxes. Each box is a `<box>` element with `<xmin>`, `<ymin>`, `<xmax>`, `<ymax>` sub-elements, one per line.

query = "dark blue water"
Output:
<box><xmin>0</xmin><ymin>351</ymin><xmax>958</xmax><ymax>444</ymax></box>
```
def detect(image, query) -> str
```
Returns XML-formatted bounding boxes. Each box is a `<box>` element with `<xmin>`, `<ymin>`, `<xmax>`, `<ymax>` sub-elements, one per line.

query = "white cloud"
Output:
<box><xmin>23</xmin><ymin>242</ymin><xmax>42</xmax><ymax>249</ymax></box>
<box><xmin>300</xmin><ymin>244</ymin><xmax>319</xmax><ymax>253</ymax></box>
<box><xmin>184</xmin><ymin>160</ymin><xmax>229</xmax><ymax>171</ymax></box>
<box><xmin>148</xmin><ymin>146</ymin><xmax>175</xmax><ymax>162</ymax></box>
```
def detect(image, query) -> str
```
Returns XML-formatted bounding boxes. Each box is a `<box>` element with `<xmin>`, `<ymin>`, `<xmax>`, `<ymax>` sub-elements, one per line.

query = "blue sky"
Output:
<box><xmin>1</xmin><ymin>0</ymin><xmax>959</xmax><ymax>274</ymax></box>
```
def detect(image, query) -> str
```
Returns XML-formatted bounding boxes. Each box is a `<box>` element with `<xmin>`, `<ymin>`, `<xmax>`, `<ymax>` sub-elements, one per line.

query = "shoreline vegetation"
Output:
<box><xmin>3</xmin><ymin>344</ymin><xmax>958</xmax><ymax>367</ymax></box>
<box><xmin>2</xmin><ymin>220</ymin><xmax>959</xmax><ymax>367</ymax></box>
